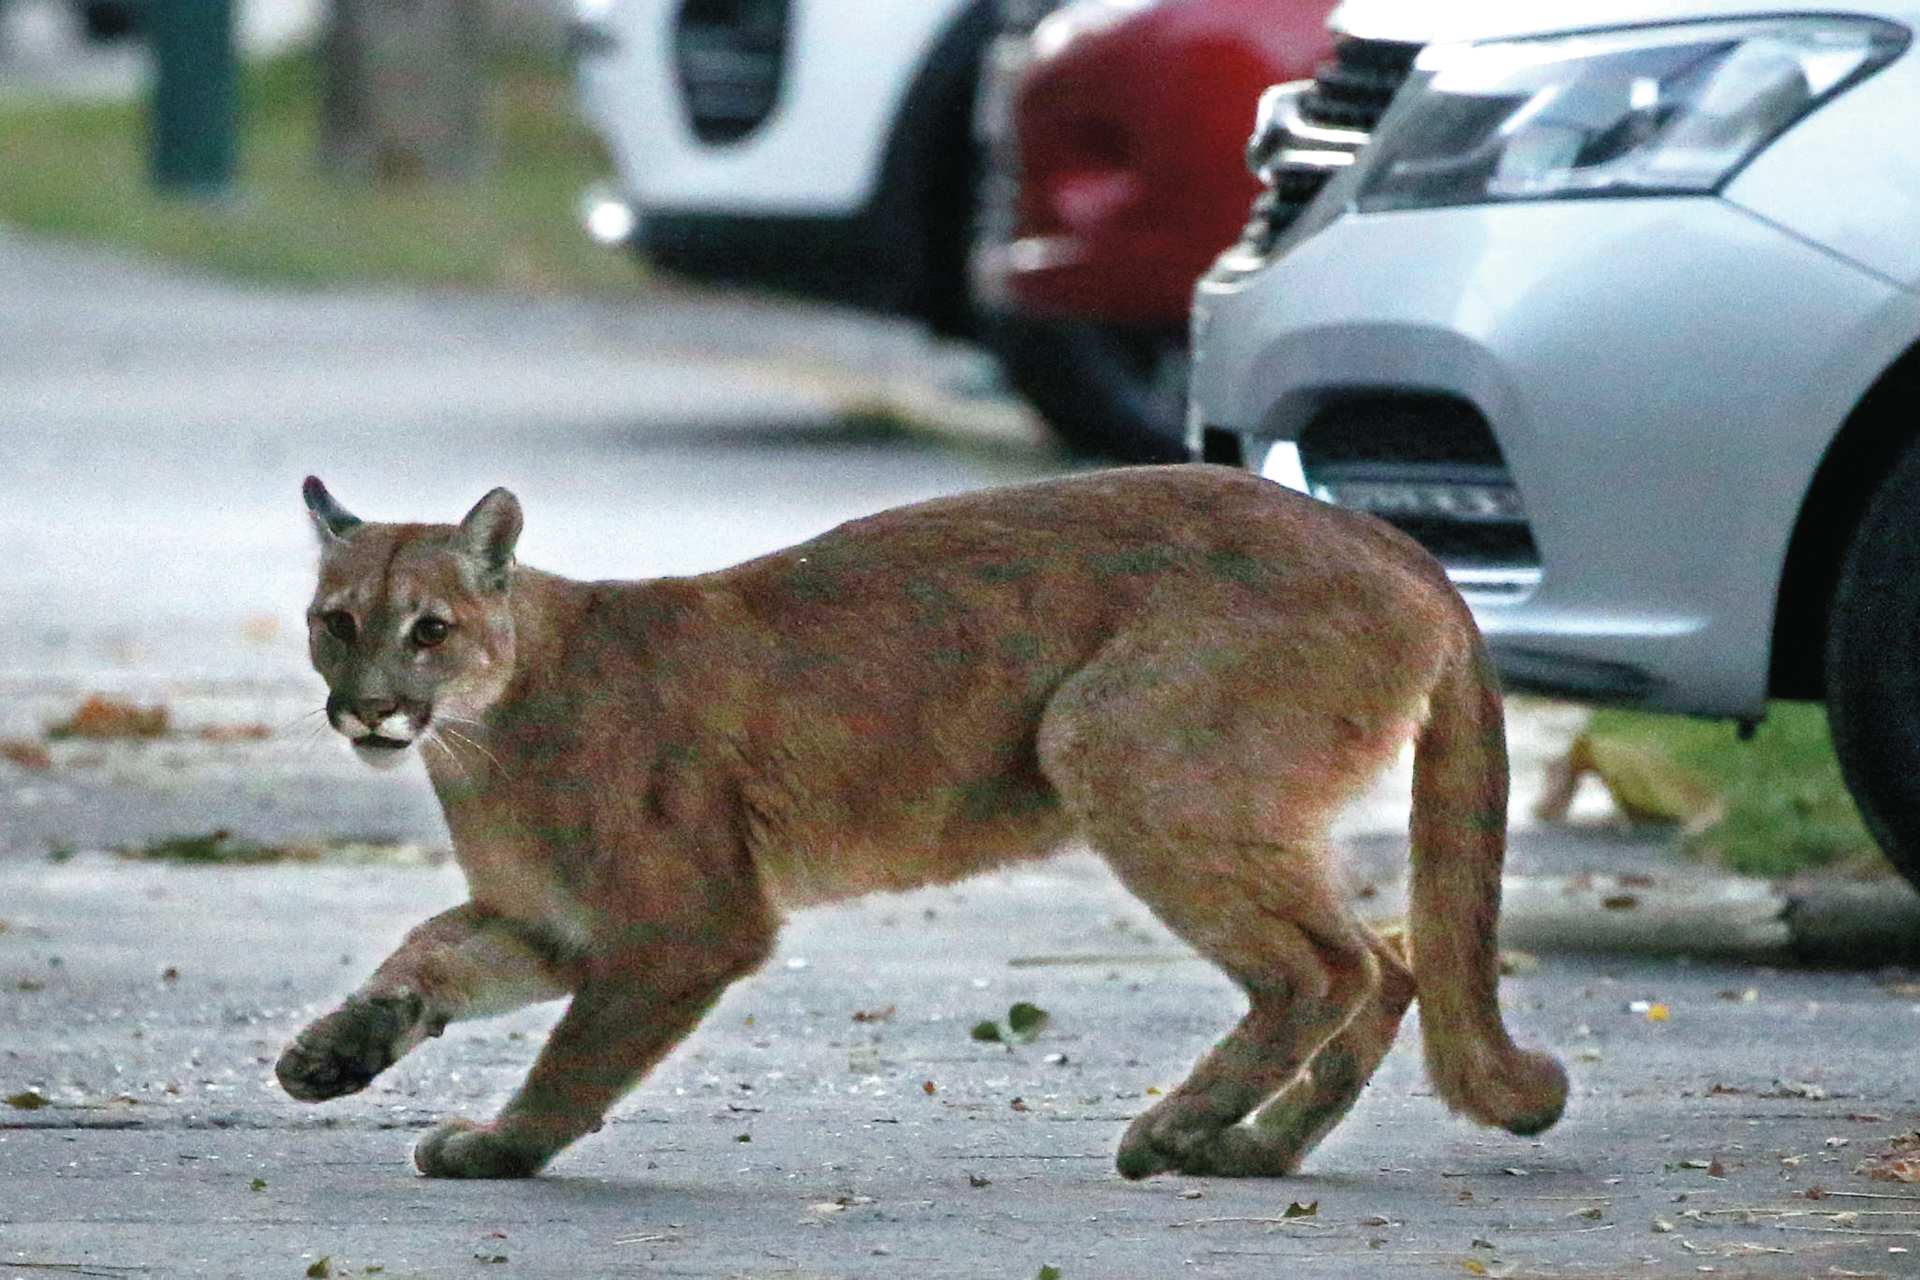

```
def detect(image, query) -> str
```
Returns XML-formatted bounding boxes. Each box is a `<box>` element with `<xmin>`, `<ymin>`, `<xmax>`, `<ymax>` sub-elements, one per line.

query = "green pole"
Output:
<box><xmin>148</xmin><ymin>0</ymin><xmax>238</xmax><ymax>196</ymax></box>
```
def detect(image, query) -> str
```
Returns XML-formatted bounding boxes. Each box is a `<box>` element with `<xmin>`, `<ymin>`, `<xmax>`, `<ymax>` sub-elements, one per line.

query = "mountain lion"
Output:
<box><xmin>277</xmin><ymin>466</ymin><xmax>1565</xmax><ymax>1180</ymax></box>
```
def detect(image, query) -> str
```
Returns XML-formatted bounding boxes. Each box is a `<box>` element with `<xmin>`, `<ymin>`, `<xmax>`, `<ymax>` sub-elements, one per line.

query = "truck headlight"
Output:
<box><xmin>1355</xmin><ymin>16</ymin><xmax>1907</xmax><ymax>211</ymax></box>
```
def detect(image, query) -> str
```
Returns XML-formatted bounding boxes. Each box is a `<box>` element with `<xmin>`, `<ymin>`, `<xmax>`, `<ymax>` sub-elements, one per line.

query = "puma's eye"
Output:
<box><xmin>411</xmin><ymin>616</ymin><xmax>452</xmax><ymax>648</ymax></box>
<box><xmin>320</xmin><ymin>611</ymin><xmax>357</xmax><ymax>644</ymax></box>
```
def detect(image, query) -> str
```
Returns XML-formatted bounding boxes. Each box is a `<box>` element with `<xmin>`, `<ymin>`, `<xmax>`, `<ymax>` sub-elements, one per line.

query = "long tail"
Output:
<box><xmin>1408</xmin><ymin>634</ymin><xmax>1567</xmax><ymax>1137</ymax></box>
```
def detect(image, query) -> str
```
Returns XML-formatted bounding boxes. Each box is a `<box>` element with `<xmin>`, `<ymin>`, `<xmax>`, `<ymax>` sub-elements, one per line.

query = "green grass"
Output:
<box><xmin>1586</xmin><ymin>701</ymin><xmax>1882</xmax><ymax>879</ymax></box>
<box><xmin>0</xmin><ymin>51</ymin><xmax>642</xmax><ymax>293</ymax></box>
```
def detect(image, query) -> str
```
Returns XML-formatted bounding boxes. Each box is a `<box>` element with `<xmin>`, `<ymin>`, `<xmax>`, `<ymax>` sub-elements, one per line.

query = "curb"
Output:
<box><xmin>1496</xmin><ymin>873</ymin><xmax>1920</xmax><ymax>966</ymax></box>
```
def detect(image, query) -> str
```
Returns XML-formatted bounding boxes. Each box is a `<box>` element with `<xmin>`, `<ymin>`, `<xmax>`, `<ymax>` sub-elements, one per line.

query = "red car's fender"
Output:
<box><xmin>1004</xmin><ymin>0</ymin><xmax>1336</xmax><ymax>325</ymax></box>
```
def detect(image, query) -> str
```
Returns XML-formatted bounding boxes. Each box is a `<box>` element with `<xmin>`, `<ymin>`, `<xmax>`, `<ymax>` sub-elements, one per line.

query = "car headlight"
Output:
<box><xmin>1355</xmin><ymin>16</ymin><xmax>1908</xmax><ymax>212</ymax></box>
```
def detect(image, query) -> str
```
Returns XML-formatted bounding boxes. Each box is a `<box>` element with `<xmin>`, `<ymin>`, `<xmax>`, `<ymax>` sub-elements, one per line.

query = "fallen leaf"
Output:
<box><xmin>1647</xmin><ymin>1004</ymin><xmax>1671</xmax><ymax>1022</ymax></box>
<box><xmin>305</xmin><ymin>1260</ymin><xmax>331</xmax><ymax>1279</ymax></box>
<box><xmin>47</xmin><ymin>696</ymin><xmax>168</xmax><ymax>740</ymax></box>
<box><xmin>1037</xmin><ymin>1267</ymin><xmax>1062</xmax><ymax>1280</ymax></box>
<box><xmin>196</xmin><ymin>723</ymin><xmax>272</xmax><ymax>743</ymax></box>
<box><xmin>1284</xmin><ymin>1200</ymin><xmax>1318</xmax><ymax>1218</ymax></box>
<box><xmin>1007</xmin><ymin>1002</ymin><xmax>1050</xmax><ymax>1040</ymax></box>
<box><xmin>1010</xmin><ymin>1097</ymin><xmax>1030</xmax><ymax>1112</ymax></box>
<box><xmin>1768</xmin><ymin>1080</ymin><xmax>1829</xmax><ymax>1100</ymax></box>
<box><xmin>1854</xmin><ymin>1132</ymin><xmax>1920</xmax><ymax>1182</ymax></box>
<box><xmin>1708</xmin><ymin>1160</ymin><xmax>1727</xmax><ymax>1177</ymax></box>
<box><xmin>1498</xmin><ymin>950</ymin><xmax>1539</xmax><ymax>976</ymax></box>
<box><xmin>5</xmin><ymin>1090</ymin><xmax>51</xmax><ymax>1110</ymax></box>
<box><xmin>1602</xmin><ymin>894</ymin><xmax>1641</xmax><ymax>911</ymax></box>
<box><xmin>852</xmin><ymin>1005</ymin><xmax>896</xmax><ymax>1023</ymax></box>
<box><xmin>922</xmin><ymin>1080</ymin><xmax>936</xmax><ymax>1095</ymax></box>
<box><xmin>250</xmin><ymin>1177</ymin><xmax>266</xmax><ymax>1192</ymax></box>
<box><xmin>968</xmin><ymin>1174</ymin><xmax>990</xmax><ymax>1188</ymax></box>
<box><xmin>0</xmin><ymin>739</ymin><xmax>51</xmax><ymax>770</ymax></box>
<box><xmin>970</xmin><ymin>1020</ymin><xmax>1003</xmax><ymax>1043</ymax></box>
<box><xmin>240</xmin><ymin>615</ymin><xmax>280</xmax><ymax>643</ymax></box>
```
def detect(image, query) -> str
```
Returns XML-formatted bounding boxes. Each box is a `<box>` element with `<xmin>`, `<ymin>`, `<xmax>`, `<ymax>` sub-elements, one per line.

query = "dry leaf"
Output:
<box><xmin>1855</xmin><ymin>1133</ymin><xmax>1920</xmax><ymax>1182</ymax></box>
<box><xmin>0</xmin><ymin>740</ymin><xmax>51</xmax><ymax>770</ymax></box>
<box><xmin>196</xmin><ymin>723</ymin><xmax>272</xmax><ymax>743</ymax></box>
<box><xmin>47</xmin><ymin>695</ymin><xmax>168</xmax><ymax>740</ymax></box>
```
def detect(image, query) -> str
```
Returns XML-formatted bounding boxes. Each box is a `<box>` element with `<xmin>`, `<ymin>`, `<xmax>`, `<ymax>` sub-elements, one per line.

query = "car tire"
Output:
<box><xmin>986</xmin><ymin>314</ymin><xmax>1192</xmax><ymax>464</ymax></box>
<box><xmin>1824</xmin><ymin>434</ymin><xmax>1920</xmax><ymax>889</ymax></box>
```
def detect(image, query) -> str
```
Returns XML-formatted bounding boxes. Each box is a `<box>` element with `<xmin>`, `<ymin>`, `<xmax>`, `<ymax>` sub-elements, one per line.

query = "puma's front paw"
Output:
<box><xmin>276</xmin><ymin>993</ymin><xmax>426</xmax><ymax>1101</ymax></box>
<box><xmin>414</xmin><ymin>1119</ymin><xmax>546</xmax><ymax>1179</ymax></box>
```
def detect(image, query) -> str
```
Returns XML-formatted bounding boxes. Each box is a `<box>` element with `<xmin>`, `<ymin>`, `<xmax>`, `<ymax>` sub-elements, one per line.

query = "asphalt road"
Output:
<box><xmin>7</xmin><ymin>230</ymin><xmax>1920</xmax><ymax>1278</ymax></box>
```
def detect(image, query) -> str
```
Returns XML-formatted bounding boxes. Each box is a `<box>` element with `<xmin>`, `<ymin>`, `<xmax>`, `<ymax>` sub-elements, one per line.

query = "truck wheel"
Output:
<box><xmin>1825</xmin><ymin>435</ymin><xmax>1920</xmax><ymax>890</ymax></box>
<box><xmin>987</xmin><ymin>314</ymin><xmax>1191</xmax><ymax>464</ymax></box>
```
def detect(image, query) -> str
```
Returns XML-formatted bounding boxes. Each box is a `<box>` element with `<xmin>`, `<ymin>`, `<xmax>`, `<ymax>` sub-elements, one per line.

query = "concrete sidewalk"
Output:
<box><xmin>8</xmin><ymin>837</ymin><xmax>1920</xmax><ymax>1279</ymax></box>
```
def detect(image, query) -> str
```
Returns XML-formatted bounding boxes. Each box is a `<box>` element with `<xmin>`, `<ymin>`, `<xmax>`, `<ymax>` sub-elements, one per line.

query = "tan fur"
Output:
<box><xmin>276</xmin><ymin>465</ymin><xmax>1565</xmax><ymax>1180</ymax></box>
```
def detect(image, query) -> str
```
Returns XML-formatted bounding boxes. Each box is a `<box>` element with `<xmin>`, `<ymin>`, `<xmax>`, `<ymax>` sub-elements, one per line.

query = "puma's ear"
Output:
<box><xmin>303</xmin><ymin>475</ymin><xmax>362</xmax><ymax>544</ymax></box>
<box><xmin>457</xmin><ymin>487</ymin><xmax>522</xmax><ymax>590</ymax></box>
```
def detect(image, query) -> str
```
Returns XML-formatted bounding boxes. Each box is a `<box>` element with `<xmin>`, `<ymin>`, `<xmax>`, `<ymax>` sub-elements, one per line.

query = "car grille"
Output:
<box><xmin>1291</xmin><ymin>396</ymin><xmax>1541</xmax><ymax>600</ymax></box>
<box><xmin>675</xmin><ymin>0</ymin><xmax>791</xmax><ymax>146</ymax></box>
<box><xmin>1239</xmin><ymin>35</ymin><xmax>1419</xmax><ymax>256</ymax></box>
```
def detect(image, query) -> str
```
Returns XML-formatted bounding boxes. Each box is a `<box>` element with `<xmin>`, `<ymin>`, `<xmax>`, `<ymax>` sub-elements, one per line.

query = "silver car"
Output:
<box><xmin>1187</xmin><ymin>0</ymin><xmax>1920</xmax><ymax>880</ymax></box>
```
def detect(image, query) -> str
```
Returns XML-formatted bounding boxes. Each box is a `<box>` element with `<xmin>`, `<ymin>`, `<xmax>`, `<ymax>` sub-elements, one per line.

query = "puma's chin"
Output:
<box><xmin>352</xmin><ymin>735</ymin><xmax>413</xmax><ymax>769</ymax></box>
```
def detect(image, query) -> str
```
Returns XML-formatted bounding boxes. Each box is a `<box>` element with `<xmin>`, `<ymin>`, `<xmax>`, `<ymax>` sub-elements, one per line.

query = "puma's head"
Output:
<box><xmin>302</xmin><ymin>476</ymin><xmax>522</xmax><ymax>769</ymax></box>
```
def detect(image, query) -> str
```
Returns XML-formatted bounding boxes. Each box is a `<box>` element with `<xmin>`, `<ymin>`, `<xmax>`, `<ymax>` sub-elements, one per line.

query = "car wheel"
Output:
<box><xmin>986</xmin><ymin>314</ymin><xmax>1191</xmax><ymax>463</ymax></box>
<box><xmin>1825</xmin><ymin>434</ymin><xmax>1920</xmax><ymax>888</ymax></box>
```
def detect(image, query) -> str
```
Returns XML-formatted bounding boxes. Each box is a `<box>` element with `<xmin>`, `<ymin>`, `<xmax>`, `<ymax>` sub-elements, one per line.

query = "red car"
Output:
<box><xmin>975</xmin><ymin>0</ymin><xmax>1337</xmax><ymax>461</ymax></box>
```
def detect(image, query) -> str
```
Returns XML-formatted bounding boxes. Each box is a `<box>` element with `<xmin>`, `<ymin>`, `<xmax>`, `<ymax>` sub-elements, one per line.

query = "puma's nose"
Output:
<box><xmin>354</xmin><ymin>697</ymin><xmax>400</xmax><ymax>725</ymax></box>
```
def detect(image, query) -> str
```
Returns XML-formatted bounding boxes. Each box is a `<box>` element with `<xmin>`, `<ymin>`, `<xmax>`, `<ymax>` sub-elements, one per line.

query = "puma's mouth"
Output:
<box><xmin>351</xmin><ymin>734</ymin><xmax>413</xmax><ymax>769</ymax></box>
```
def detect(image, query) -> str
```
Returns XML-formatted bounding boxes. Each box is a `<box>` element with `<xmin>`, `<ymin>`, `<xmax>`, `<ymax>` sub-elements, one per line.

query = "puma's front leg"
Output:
<box><xmin>415</xmin><ymin>920</ymin><xmax>773</xmax><ymax>1178</ymax></box>
<box><xmin>277</xmin><ymin>904</ymin><xmax>579</xmax><ymax>1103</ymax></box>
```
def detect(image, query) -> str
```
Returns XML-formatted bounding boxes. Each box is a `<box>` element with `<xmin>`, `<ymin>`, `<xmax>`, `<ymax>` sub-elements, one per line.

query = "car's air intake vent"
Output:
<box><xmin>674</xmin><ymin>0</ymin><xmax>790</xmax><ymax>146</ymax></box>
<box><xmin>1298</xmin><ymin>395</ymin><xmax>1540</xmax><ymax>598</ymax></box>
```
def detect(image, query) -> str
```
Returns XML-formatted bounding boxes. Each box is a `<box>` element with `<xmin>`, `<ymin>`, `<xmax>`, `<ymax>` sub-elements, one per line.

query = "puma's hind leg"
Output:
<box><xmin>277</xmin><ymin>904</ymin><xmax>581</xmax><ymax>1103</ymax></box>
<box><xmin>1095</xmin><ymin>835</ymin><xmax>1386</xmax><ymax>1179</ymax></box>
<box><xmin>1037</xmin><ymin>629</ymin><xmax>1431</xmax><ymax>1178</ymax></box>
<box><xmin>1243</xmin><ymin>927</ymin><xmax>1416</xmax><ymax>1171</ymax></box>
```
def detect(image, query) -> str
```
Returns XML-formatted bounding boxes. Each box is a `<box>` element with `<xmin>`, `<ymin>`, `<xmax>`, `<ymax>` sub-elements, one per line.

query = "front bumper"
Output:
<box><xmin>1191</xmin><ymin>195</ymin><xmax>1909</xmax><ymax>715</ymax></box>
